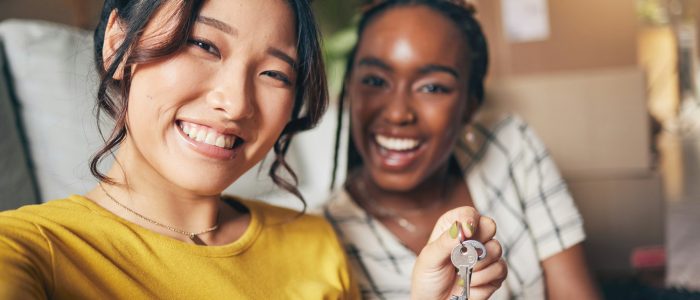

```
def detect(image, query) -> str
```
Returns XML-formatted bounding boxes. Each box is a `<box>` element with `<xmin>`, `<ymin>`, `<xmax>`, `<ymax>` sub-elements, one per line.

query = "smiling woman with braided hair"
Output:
<box><xmin>324</xmin><ymin>0</ymin><xmax>602</xmax><ymax>299</ymax></box>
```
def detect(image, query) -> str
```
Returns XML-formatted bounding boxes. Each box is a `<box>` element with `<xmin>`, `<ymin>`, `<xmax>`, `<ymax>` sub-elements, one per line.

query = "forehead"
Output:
<box><xmin>200</xmin><ymin>0</ymin><xmax>295</xmax><ymax>38</ymax></box>
<box><xmin>356</xmin><ymin>6</ymin><xmax>469</xmax><ymax>70</ymax></box>
<box><xmin>146</xmin><ymin>0</ymin><xmax>297</xmax><ymax>51</ymax></box>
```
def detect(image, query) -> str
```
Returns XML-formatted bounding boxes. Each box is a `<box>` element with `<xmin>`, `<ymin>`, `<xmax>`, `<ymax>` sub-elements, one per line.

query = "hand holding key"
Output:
<box><xmin>411</xmin><ymin>206</ymin><xmax>507</xmax><ymax>300</ymax></box>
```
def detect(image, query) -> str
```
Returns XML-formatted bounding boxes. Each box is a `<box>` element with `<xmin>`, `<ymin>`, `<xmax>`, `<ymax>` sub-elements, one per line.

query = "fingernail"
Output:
<box><xmin>457</xmin><ymin>277</ymin><xmax>465</xmax><ymax>287</ymax></box>
<box><xmin>463</xmin><ymin>220</ymin><xmax>475</xmax><ymax>238</ymax></box>
<box><xmin>449</xmin><ymin>221</ymin><xmax>459</xmax><ymax>239</ymax></box>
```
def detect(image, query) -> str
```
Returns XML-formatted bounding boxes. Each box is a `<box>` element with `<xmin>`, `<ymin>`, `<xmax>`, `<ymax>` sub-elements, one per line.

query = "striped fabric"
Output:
<box><xmin>323</xmin><ymin>113</ymin><xmax>586</xmax><ymax>300</ymax></box>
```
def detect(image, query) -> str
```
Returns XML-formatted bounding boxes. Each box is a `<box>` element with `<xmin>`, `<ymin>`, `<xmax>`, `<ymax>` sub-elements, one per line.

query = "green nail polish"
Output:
<box><xmin>465</xmin><ymin>222</ymin><xmax>474</xmax><ymax>237</ymax></box>
<box><xmin>449</xmin><ymin>222</ymin><xmax>459</xmax><ymax>239</ymax></box>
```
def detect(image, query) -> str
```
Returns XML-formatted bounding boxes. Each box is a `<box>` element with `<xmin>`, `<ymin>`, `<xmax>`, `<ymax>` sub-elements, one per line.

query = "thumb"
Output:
<box><xmin>416</xmin><ymin>221</ymin><xmax>463</xmax><ymax>271</ymax></box>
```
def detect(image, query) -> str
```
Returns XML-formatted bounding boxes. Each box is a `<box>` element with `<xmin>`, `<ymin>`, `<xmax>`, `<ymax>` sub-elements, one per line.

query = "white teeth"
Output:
<box><xmin>195</xmin><ymin>130</ymin><xmax>207</xmax><ymax>142</ymax></box>
<box><xmin>188</xmin><ymin>127</ymin><xmax>198</xmax><ymax>140</ymax></box>
<box><xmin>179</xmin><ymin>121</ymin><xmax>238</xmax><ymax>149</ymax></box>
<box><xmin>214</xmin><ymin>136</ymin><xmax>226</xmax><ymax>148</ymax></box>
<box><xmin>204</xmin><ymin>131</ymin><xmax>216</xmax><ymax>145</ymax></box>
<box><xmin>375</xmin><ymin>135</ymin><xmax>420</xmax><ymax>151</ymax></box>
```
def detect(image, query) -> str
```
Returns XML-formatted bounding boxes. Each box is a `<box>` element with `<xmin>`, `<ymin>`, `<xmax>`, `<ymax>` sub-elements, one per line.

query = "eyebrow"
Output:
<box><xmin>267</xmin><ymin>47</ymin><xmax>297</xmax><ymax>69</ymax></box>
<box><xmin>358</xmin><ymin>57</ymin><xmax>460</xmax><ymax>79</ymax></box>
<box><xmin>357</xmin><ymin>57</ymin><xmax>393</xmax><ymax>72</ymax></box>
<box><xmin>418</xmin><ymin>64</ymin><xmax>460</xmax><ymax>79</ymax></box>
<box><xmin>196</xmin><ymin>16</ymin><xmax>237</xmax><ymax>36</ymax></box>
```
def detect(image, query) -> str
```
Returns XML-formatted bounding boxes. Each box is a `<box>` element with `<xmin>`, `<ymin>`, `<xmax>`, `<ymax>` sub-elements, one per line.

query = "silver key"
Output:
<box><xmin>450</xmin><ymin>241</ymin><xmax>479</xmax><ymax>300</ymax></box>
<box><xmin>450</xmin><ymin>243</ymin><xmax>477</xmax><ymax>300</ymax></box>
<box><xmin>463</xmin><ymin>239</ymin><xmax>487</xmax><ymax>261</ymax></box>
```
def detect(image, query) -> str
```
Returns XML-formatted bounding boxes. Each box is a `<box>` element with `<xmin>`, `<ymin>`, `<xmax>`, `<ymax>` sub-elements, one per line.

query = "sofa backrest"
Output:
<box><xmin>0</xmin><ymin>36</ymin><xmax>39</xmax><ymax>209</ymax></box>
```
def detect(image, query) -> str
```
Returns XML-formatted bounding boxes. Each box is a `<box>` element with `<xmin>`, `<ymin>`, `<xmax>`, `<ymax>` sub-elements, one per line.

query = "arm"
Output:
<box><xmin>542</xmin><ymin>243</ymin><xmax>602</xmax><ymax>300</ymax></box>
<box><xmin>0</xmin><ymin>215</ymin><xmax>52</xmax><ymax>299</ymax></box>
<box><xmin>514</xmin><ymin>118</ymin><xmax>599</xmax><ymax>299</ymax></box>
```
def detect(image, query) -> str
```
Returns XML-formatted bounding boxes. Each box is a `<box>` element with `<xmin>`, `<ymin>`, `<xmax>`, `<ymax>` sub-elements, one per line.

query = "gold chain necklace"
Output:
<box><xmin>99</xmin><ymin>184</ymin><xmax>219</xmax><ymax>240</ymax></box>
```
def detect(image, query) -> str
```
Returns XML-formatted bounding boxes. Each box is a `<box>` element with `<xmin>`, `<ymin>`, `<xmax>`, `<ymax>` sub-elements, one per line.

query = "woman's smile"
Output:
<box><xmin>369</xmin><ymin>133</ymin><xmax>426</xmax><ymax>170</ymax></box>
<box><xmin>174</xmin><ymin>120</ymin><xmax>245</xmax><ymax>160</ymax></box>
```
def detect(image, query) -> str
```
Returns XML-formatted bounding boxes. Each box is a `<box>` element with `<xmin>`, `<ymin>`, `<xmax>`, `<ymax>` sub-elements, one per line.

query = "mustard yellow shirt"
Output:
<box><xmin>0</xmin><ymin>195</ymin><xmax>358</xmax><ymax>299</ymax></box>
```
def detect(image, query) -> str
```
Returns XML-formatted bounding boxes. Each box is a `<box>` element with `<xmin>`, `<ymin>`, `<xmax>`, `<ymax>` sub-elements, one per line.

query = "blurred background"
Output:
<box><xmin>1</xmin><ymin>0</ymin><xmax>700</xmax><ymax>298</ymax></box>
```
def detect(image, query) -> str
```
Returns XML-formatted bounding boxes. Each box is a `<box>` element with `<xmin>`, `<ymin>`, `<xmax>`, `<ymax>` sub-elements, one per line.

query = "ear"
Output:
<box><xmin>102</xmin><ymin>9</ymin><xmax>127</xmax><ymax>80</ymax></box>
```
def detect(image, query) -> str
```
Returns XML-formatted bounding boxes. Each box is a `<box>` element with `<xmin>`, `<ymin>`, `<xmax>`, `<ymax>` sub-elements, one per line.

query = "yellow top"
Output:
<box><xmin>0</xmin><ymin>195</ymin><xmax>358</xmax><ymax>299</ymax></box>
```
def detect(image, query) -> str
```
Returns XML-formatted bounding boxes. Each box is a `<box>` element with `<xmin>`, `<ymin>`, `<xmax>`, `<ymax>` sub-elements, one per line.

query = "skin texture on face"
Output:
<box><xmin>349</xmin><ymin>6</ymin><xmax>472</xmax><ymax>192</ymax></box>
<box><xmin>115</xmin><ymin>0</ymin><xmax>297</xmax><ymax>197</ymax></box>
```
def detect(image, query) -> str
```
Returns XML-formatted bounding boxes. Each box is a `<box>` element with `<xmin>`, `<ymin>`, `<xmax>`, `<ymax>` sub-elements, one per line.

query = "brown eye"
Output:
<box><xmin>188</xmin><ymin>39</ymin><xmax>221</xmax><ymax>58</ymax></box>
<box><xmin>419</xmin><ymin>84</ymin><xmax>451</xmax><ymax>94</ymax></box>
<box><xmin>261</xmin><ymin>70</ymin><xmax>292</xmax><ymax>86</ymax></box>
<box><xmin>361</xmin><ymin>75</ymin><xmax>386</xmax><ymax>87</ymax></box>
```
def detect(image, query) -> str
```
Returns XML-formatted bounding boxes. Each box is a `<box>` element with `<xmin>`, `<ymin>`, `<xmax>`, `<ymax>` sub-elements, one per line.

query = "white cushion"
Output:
<box><xmin>0</xmin><ymin>19</ymin><xmax>102</xmax><ymax>201</ymax></box>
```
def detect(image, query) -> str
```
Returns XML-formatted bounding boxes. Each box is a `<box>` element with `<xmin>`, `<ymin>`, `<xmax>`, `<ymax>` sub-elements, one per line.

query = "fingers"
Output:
<box><xmin>472</xmin><ymin>216</ymin><xmax>496</xmax><ymax>243</ymax></box>
<box><xmin>469</xmin><ymin>280</ymin><xmax>505</xmax><ymax>300</ymax></box>
<box><xmin>415</xmin><ymin>221</ymin><xmax>463</xmax><ymax>273</ymax></box>
<box><xmin>471</xmin><ymin>257</ymin><xmax>508</xmax><ymax>286</ymax></box>
<box><xmin>473</xmin><ymin>239</ymin><xmax>502</xmax><ymax>272</ymax></box>
<box><xmin>427</xmin><ymin>206</ymin><xmax>481</xmax><ymax>243</ymax></box>
<box><xmin>469</xmin><ymin>258</ymin><xmax>508</xmax><ymax>300</ymax></box>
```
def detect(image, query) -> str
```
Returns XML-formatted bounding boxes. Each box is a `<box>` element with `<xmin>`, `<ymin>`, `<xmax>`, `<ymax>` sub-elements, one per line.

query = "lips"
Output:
<box><xmin>175</xmin><ymin>120</ymin><xmax>244</xmax><ymax>160</ymax></box>
<box><xmin>179</xmin><ymin>121</ymin><xmax>237</xmax><ymax>149</ymax></box>
<box><xmin>370</xmin><ymin>133</ymin><xmax>425</xmax><ymax>169</ymax></box>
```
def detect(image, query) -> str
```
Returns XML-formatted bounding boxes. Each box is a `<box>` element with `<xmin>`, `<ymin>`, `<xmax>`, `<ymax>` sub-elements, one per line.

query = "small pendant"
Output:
<box><xmin>188</xmin><ymin>233</ymin><xmax>196</xmax><ymax>240</ymax></box>
<box><xmin>397</xmin><ymin>218</ymin><xmax>417</xmax><ymax>233</ymax></box>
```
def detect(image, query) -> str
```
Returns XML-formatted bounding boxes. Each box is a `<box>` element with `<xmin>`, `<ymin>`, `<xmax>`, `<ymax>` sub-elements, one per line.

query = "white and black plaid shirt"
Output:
<box><xmin>323</xmin><ymin>113</ymin><xmax>586</xmax><ymax>300</ymax></box>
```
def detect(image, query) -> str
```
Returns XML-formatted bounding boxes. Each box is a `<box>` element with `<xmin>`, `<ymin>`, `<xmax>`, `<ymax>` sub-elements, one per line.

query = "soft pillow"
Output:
<box><xmin>0</xmin><ymin>38</ymin><xmax>39</xmax><ymax>209</ymax></box>
<box><xmin>0</xmin><ymin>19</ymin><xmax>100</xmax><ymax>202</ymax></box>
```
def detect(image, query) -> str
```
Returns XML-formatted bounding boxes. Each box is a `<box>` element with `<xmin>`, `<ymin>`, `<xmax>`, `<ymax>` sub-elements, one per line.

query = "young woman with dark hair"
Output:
<box><xmin>324</xmin><ymin>0</ymin><xmax>601</xmax><ymax>299</ymax></box>
<box><xmin>0</xmin><ymin>0</ymin><xmax>496</xmax><ymax>298</ymax></box>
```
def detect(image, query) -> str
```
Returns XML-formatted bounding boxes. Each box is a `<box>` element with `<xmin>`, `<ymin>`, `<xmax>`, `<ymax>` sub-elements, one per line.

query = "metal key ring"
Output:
<box><xmin>463</xmin><ymin>240</ymin><xmax>487</xmax><ymax>260</ymax></box>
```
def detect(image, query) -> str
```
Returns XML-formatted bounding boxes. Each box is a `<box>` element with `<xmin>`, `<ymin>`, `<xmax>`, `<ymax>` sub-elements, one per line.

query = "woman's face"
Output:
<box><xmin>119</xmin><ymin>0</ymin><xmax>297</xmax><ymax>195</ymax></box>
<box><xmin>348</xmin><ymin>6</ymin><xmax>472</xmax><ymax>192</ymax></box>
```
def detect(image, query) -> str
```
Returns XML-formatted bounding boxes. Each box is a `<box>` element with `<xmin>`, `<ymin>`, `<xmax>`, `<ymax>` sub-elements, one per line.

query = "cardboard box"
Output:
<box><xmin>485</xmin><ymin>67</ymin><xmax>650</xmax><ymax>178</ymax></box>
<box><xmin>567</xmin><ymin>172</ymin><xmax>664</xmax><ymax>273</ymax></box>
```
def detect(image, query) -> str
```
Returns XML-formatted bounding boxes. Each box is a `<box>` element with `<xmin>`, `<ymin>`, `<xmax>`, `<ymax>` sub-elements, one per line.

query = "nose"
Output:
<box><xmin>206</xmin><ymin>76</ymin><xmax>255</xmax><ymax>120</ymax></box>
<box><xmin>383</xmin><ymin>90</ymin><xmax>416</xmax><ymax>126</ymax></box>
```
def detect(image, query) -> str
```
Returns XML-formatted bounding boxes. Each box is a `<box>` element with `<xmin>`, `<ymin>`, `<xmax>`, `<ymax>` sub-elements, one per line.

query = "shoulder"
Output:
<box><xmin>457</xmin><ymin>113</ymin><xmax>532</xmax><ymax>169</ymax></box>
<box><xmin>0</xmin><ymin>197</ymin><xmax>88</xmax><ymax>288</ymax></box>
<box><xmin>0</xmin><ymin>196</ymin><xmax>92</xmax><ymax>229</ymax></box>
<box><xmin>0</xmin><ymin>196</ymin><xmax>97</xmax><ymax>251</ymax></box>
<box><xmin>320</xmin><ymin>188</ymin><xmax>362</xmax><ymax>221</ymax></box>
<box><xmin>469</xmin><ymin>113</ymin><xmax>531</xmax><ymax>148</ymax></box>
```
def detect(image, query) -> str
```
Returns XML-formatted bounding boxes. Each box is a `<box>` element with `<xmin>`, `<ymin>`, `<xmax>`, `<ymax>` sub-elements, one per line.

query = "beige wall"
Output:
<box><xmin>476</xmin><ymin>0</ymin><xmax>639</xmax><ymax>78</ymax></box>
<box><xmin>0</xmin><ymin>0</ymin><xmax>101</xmax><ymax>29</ymax></box>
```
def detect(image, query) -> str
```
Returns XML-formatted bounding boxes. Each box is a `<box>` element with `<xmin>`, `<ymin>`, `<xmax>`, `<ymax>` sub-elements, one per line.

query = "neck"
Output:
<box><xmin>86</xmin><ymin>141</ymin><xmax>222</xmax><ymax>243</ymax></box>
<box><xmin>351</xmin><ymin>165</ymin><xmax>459</xmax><ymax>213</ymax></box>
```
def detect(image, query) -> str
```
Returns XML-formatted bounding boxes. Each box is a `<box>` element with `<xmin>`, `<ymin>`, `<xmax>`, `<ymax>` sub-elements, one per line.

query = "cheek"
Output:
<box><xmin>257</xmin><ymin>91</ymin><xmax>294</xmax><ymax>140</ymax></box>
<box><xmin>349</xmin><ymin>92</ymin><xmax>380</xmax><ymax>130</ymax></box>
<box><xmin>424</xmin><ymin>99</ymin><xmax>466</xmax><ymax>143</ymax></box>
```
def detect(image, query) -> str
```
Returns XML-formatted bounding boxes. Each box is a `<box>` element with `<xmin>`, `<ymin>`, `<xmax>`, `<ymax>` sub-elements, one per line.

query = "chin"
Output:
<box><xmin>168</xmin><ymin>170</ymin><xmax>240</xmax><ymax>196</ymax></box>
<box><xmin>371</xmin><ymin>172</ymin><xmax>422</xmax><ymax>193</ymax></box>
